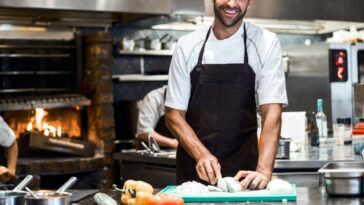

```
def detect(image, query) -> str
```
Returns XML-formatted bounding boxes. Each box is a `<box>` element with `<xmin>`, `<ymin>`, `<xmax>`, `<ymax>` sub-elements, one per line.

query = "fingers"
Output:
<box><xmin>236</xmin><ymin>171</ymin><xmax>270</xmax><ymax>190</ymax></box>
<box><xmin>234</xmin><ymin>170</ymin><xmax>249</xmax><ymax>181</ymax></box>
<box><xmin>240</xmin><ymin>171</ymin><xmax>256</xmax><ymax>190</ymax></box>
<box><xmin>196</xmin><ymin>156</ymin><xmax>221</xmax><ymax>184</ymax></box>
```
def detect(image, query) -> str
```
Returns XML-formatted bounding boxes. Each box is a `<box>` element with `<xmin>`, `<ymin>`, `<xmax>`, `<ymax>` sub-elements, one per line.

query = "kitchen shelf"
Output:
<box><xmin>112</xmin><ymin>74</ymin><xmax>169</xmax><ymax>81</ymax></box>
<box><xmin>0</xmin><ymin>71</ymin><xmax>72</xmax><ymax>75</ymax></box>
<box><xmin>0</xmin><ymin>54</ymin><xmax>70</xmax><ymax>58</ymax></box>
<box><xmin>117</xmin><ymin>50</ymin><xmax>173</xmax><ymax>56</ymax></box>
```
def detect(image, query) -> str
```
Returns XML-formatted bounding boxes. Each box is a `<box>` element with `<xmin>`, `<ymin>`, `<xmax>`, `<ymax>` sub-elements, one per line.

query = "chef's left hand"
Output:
<box><xmin>234</xmin><ymin>170</ymin><xmax>271</xmax><ymax>190</ymax></box>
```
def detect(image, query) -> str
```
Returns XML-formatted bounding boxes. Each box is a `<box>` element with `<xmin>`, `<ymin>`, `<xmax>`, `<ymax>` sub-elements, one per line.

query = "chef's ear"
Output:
<box><xmin>247</xmin><ymin>0</ymin><xmax>253</xmax><ymax>7</ymax></box>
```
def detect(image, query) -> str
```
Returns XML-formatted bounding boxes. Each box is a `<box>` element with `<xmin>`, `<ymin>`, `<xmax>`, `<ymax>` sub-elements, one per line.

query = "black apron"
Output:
<box><xmin>176</xmin><ymin>24</ymin><xmax>259</xmax><ymax>184</ymax></box>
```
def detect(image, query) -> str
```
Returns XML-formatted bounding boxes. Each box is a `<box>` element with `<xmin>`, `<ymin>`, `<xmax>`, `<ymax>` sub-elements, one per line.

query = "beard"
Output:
<box><xmin>213</xmin><ymin>3</ymin><xmax>247</xmax><ymax>27</ymax></box>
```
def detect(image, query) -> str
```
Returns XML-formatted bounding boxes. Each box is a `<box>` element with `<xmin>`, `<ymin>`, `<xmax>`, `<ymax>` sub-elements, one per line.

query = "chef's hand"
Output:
<box><xmin>0</xmin><ymin>166</ymin><xmax>15</xmax><ymax>183</ymax></box>
<box><xmin>196</xmin><ymin>154</ymin><xmax>221</xmax><ymax>185</ymax></box>
<box><xmin>234</xmin><ymin>170</ymin><xmax>271</xmax><ymax>190</ymax></box>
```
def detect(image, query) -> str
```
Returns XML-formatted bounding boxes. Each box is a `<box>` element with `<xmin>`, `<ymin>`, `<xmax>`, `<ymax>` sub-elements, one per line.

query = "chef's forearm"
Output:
<box><xmin>7</xmin><ymin>140</ymin><xmax>18</xmax><ymax>173</ymax></box>
<box><xmin>256</xmin><ymin>104</ymin><xmax>282</xmax><ymax>177</ymax></box>
<box><xmin>136</xmin><ymin>131</ymin><xmax>178</xmax><ymax>148</ymax></box>
<box><xmin>165</xmin><ymin>107</ymin><xmax>210</xmax><ymax>160</ymax></box>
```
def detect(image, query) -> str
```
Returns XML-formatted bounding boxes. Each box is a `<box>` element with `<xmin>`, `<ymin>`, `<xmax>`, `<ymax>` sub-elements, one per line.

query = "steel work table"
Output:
<box><xmin>114</xmin><ymin>143</ymin><xmax>363</xmax><ymax>187</ymax></box>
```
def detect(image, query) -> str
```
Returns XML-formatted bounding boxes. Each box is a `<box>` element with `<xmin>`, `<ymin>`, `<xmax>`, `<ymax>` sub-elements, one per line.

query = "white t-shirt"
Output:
<box><xmin>0</xmin><ymin>116</ymin><xmax>16</xmax><ymax>147</ymax></box>
<box><xmin>136</xmin><ymin>86</ymin><xmax>167</xmax><ymax>134</ymax></box>
<box><xmin>165</xmin><ymin>21</ymin><xmax>288</xmax><ymax>110</ymax></box>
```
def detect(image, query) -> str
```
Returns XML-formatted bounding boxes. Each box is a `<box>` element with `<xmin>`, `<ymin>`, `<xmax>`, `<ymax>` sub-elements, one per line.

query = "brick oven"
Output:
<box><xmin>0</xmin><ymin>28</ymin><xmax>114</xmax><ymax>189</ymax></box>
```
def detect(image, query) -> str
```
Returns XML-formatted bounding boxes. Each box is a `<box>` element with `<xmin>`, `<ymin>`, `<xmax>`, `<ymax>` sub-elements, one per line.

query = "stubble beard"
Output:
<box><xmin>213</xmin><ymin>4</ymin><xmax>247</xmax><ymax>27</ymax></box>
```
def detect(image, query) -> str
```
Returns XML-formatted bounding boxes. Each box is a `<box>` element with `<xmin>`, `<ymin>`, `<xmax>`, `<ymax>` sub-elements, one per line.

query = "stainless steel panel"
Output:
<box><xmin>354</xmin><ymin>84</ymin><xmax>364</xmax><ymax>120</ymax></box>
<box><xmin>0</xmin><ymin>0</ymin><xmax>171</xmax><ymax>15</ymax></box>
<box><xmin>283</xmin><ymin>43</ymin><xmax>332</xmax><ymax>126</ymax></box>
<box><xmin>204</xmin><ymin>0</ymin><xmax>364</xmax><ymax>22</ymax></box>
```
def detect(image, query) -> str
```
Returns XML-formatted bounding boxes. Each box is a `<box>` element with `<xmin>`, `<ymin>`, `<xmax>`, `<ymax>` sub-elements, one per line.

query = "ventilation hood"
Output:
<box><xmin>0</xmin><ymin>0</ymin><xmax>204</xmax><ymax>27</ymax></box>
<box><xmin>200</xmin><ymin>0</ymin><xmax>364</xmax><ymax>34</ymax></box>
<box><xmin>204</xmin><ymin>0</ymin><xmax>364</xmax><ymax>22</ymax></box>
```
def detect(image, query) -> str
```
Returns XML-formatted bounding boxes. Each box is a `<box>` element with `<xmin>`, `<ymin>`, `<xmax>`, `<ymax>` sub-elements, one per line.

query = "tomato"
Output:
<box><xmin>149</xmin><ymin>193</ymin><xmax>184</xmax><ymax>205</ymax></box>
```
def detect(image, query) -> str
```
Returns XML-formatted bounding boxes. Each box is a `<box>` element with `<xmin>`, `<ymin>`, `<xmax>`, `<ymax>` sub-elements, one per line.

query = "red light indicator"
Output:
<box><xmin>337</xmin><ymin>57</ymin><xmax>344</xmax><ymax>65</ymax></box>
<box><xmin>337</xmin><ymin>67</ymin><xmax>345</xmax><ymax>79</ymax></box>
<box><xmin>339</xmin><ymin>52</ymin><xmax>345</xmax><ymax>56</ymax></box>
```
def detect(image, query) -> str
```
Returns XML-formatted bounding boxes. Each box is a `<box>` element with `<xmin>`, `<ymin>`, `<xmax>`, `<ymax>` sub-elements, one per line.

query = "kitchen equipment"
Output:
<box><xmin>276</xmin><ymin>137</ymin><xmax>291</xmax><ymax>159</ymax></box>
<box><xmin>25</xmin><ymin>187</ymin><xmax>39</xmax><ymax>199</ymax></box>
<box><xmin>0</xmin><ymin>175</ymin><xmax>33</xmax><ymax>205</ymax></box>
<box><xmin>318</xmin><ymin>162</ymin><xmax>364</xmax><ymax>196</ymax></box>
<box><xmin>25</xmin><ymin>176</ymin><xmax>77</xmax><ymax>205</ymax></box>
<box><xmin>283</xmin><ymin>43</ymin><xmax>364</xmax><ymax>129</ymax></box>
<box><xmin>145</xmin><ymin>36</ymin><xmax>161</xmax><ymax>50</ymax></box>
<box><xmin>160</xmin><ymin>185</ymin><xmax>296</xmax><ymax>202</ymax></box>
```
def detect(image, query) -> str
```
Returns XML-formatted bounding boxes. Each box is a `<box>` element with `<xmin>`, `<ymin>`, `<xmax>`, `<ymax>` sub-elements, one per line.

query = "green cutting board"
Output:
<box><xmin>159</xmin><ymin>185</ymin><xmax>297</xmax><ymax>202</ymax></box>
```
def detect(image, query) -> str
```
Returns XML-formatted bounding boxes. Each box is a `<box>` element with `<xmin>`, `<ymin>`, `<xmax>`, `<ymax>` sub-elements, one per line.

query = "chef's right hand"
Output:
<box><xmin>196</xmin><ymin>154</ymin><xmax>221</xmax><ymax>185</ymax></box>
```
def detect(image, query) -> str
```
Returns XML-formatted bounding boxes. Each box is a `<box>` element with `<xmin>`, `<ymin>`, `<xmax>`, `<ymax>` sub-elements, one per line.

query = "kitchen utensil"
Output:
<box><xmin>145</xmin><ymin>36</ymin><xmax>161</xmax><ymax>50</ymax></box>
<box><xmin>276</xmin><ymin>137</ymin><xmax>291</xmax><ymax>159</ymax></box>
<box><xmin>319</xmin><ymin>162</ymin><xmax>364</xmax><ymax>196</ymax></box>
<box><xmin>25</xmin><ymin>187</ymin><xmax>39</xmax><ymax>199</ymax></box>
<box><xmin>160</xmin><ymin>185</ymin><xmax>297</xmax><ymax>202</ymax></box>
<box><xmin>0</xmin><ymin>175</ymin><xmax>33</xmax><ymax>205</ymax></box>
<box><xmin>25</xmin><ymin>176</ymin><xmax>77</xmax><ymax>205</ymax></box>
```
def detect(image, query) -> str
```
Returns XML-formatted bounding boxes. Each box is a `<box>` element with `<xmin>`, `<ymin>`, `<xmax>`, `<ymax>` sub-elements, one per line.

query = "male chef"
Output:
<box><xmin>165</xmin><ymin>0</ymin><xmax>287</xmax><ymax>190</ymax></box>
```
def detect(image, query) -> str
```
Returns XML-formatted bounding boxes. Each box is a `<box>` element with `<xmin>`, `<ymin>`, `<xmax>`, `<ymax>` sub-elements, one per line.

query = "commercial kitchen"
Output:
<box><xmin>1</xmin><ymin>0</ymin><xmax>364</xmax><ymax>204</ymax></box>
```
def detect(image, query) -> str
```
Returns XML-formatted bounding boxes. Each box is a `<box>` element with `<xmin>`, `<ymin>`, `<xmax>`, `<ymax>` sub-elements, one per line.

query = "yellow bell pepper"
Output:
<box><xmin>120</xmin><ymin>180</ymin><xmax>154</xmax><ymax>205</ymax></box>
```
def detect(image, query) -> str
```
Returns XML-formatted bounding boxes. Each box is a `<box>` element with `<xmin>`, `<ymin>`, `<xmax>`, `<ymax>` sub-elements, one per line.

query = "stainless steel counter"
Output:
<box><xmin>114</xmin><ymin>143</ymin><xmax>363</xmax><ymax>187</ymax></box>
<box><xmin>77</xmin><ymin>187</ymin><xmax>364</xmax><ymax>205</ymax></box>
<box><xmin>114</xmin><ymin>143</ymin><xmax>362</xmax><ymax>170</ymax></box>
<box><xmin>275</xmin><ymin>143</ymin><xmax>362</xmax><ymax>170</ymax></box>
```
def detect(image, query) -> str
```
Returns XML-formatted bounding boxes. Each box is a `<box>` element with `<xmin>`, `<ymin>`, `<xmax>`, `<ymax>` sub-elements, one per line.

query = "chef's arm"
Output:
<box><xmin>256</xmin><ymin>103</ymin><xmax>282</xmax><ymax>178</ymax></box>
<box><xmin>165</xmin><ymin>107</ymin><xmax>221</xmax><ymax>184</ymax></box>
<box><xmin>165</xmin><ymin>107</ymin><xmax>210</xmax><ymax>159</ymax></box>
<box><xmin>136</xmin><ymin>131</ymin><xmax>178</xmax><ymax>149</ymax></box>
<box><xmin>7</xmin><ymin>140</ymin><xmax>18</xmax><ymax>176</ymax></box>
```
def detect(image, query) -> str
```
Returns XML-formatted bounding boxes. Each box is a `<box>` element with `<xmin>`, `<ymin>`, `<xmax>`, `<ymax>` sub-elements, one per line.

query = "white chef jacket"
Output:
<box><xmin>165</xmin><ymin>21</ymin><xmax>288</xmax><ymax>110</ymax></box>
<box><xmin>0</xmin><ymin>116</ymin><xmax>16</xmax><ymax>147</ymax></box>
<box><xmin>136</xmin><ymin>86</ymin><xmax>167</xmax><ymax>134</ymax></box>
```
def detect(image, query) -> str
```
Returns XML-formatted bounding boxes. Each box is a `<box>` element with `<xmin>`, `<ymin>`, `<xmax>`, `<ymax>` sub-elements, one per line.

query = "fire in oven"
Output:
<box><xmin>0</xmin><ymin>27</ymin><xmax>95</xmax><ymax>157</ymax></box>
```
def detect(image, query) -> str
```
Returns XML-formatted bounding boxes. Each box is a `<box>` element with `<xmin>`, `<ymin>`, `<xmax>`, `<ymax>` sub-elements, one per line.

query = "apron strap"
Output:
<box><xmin>197</xmin><ymin>24</ymin><xmax>249</xmax><ymax>67</ymax></box>
<box><xmin>197</xmin><ymin>27</ymin><xmax>212</xmax><ymax>66</ymax></box>
<box><xmin>243</xmin><ymin>23</ymin><xmax>249</xmax><ymax>69</ymax></box>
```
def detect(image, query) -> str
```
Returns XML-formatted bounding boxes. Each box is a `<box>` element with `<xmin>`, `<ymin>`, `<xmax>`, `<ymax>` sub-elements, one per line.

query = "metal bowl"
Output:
<box><xmin>318</xmin><ymin>162</ymin><xmax>364</xmax><ymax>196</ymax></box>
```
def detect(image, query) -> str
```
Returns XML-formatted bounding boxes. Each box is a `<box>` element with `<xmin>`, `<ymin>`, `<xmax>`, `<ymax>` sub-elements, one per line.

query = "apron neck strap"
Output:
<box><xmin>243</xmin><ymin>23</ymin><xmax>249</xmax><ymax>66</ymax></box>
<box><xmin>197</xmin><ymin>27</ymin><xmax>212</xmax><ymax>66</ymax></box>
<box><xmin>197</xmin><ymin>23</ymin><xmax>249</xmax><ymax>66</ymax></box>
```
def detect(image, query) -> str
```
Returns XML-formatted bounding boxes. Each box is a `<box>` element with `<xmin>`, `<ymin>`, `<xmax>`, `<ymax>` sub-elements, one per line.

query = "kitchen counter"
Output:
<box><xmin>114</xmin><ymin>143</ymin><xmax>363</xmax><ymax>188</ymax></box>
<box><xmin>76</xmin><ymin>187</ymin><xmax>364</xmax><ymax>205</ymax></box>
<box><xmin>114</xmin><ymin>143</ymin><xmax>362</xmax><ymax>170</ymax></box>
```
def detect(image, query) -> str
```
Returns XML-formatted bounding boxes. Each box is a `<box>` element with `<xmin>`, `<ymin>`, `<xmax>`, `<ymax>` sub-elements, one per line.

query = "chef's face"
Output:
<box><xmin>213</xmin><ymin>0</ymin><xmax>251</xmax><ymax>27</ymax></box>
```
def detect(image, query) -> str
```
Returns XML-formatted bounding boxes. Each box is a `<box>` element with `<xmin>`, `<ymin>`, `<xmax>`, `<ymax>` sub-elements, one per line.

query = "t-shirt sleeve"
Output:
<box><xmin>136</xmin><ymin>95</ymin><xmax>162</xmax><ymax>135</ymax></box>
<box><xmin>0</xmin><ymin>116</ymin><xmax>16</xmax><ymax>147</ymax></box>
<box><xmin>256</xmin><ymin>38</ymin><xmax>288</xmax><ymax>106</ymax></box>
<box><xmin>165</xmin><ymin>41</ymin><xmax>191</xmax><ymax>110</ymax></box>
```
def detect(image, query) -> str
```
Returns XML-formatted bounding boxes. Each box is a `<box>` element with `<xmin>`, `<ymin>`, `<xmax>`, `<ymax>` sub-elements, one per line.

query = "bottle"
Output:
<box><xmin>337</xmin><ymin>118</ymin><xmax>352</xmax><ymax>144</ymax></box>
<box><xmin>315</xmin><ymin>99</ymin><xmax>328</xmax><ymax>143</ymax></box>
<box><xmin>310</xmin><ymin>112</ymin><xmax>320</xmax><ymax>146</ymax></box>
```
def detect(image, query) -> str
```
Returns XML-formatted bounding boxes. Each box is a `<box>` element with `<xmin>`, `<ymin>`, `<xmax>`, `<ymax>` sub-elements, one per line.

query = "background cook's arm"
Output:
<box><xmin>256</xmin><ymin>103</ymin><xmax>281</xmax><ymax>178</ymax></box>
<box><xmin>7</xmin><ymin>140</ymin><xmax>18</xmax><ymax>176</ymax></box>
<box><xmin>165</xmin><ymin>107</ymin><xmax>221</xmax><ymax>184</ymax></box>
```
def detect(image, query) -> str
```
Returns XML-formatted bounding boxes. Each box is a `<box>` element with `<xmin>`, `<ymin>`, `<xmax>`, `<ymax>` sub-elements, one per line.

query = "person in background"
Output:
<box><xmin>165</xmin><ymin>0</ymin><xmax>287</xmax><ymax>189</ymax></box>
<box><xmin>136</xmin><ymin>85</ymin><xmax>178</xmax><ymax>149</ymax></box>
<box><xmin>0</xmin><ymin>116</ymin><xmax>18</xmax><ymax>182</ymax></box>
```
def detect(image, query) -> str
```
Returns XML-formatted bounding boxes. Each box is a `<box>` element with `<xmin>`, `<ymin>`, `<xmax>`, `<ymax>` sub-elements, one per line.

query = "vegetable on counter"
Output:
<box><xmin>149</xmin><ymin>193</ymin><xmax>184</xmax><ymax>205</ymax></box>
<box><xmin>115</xmin><ymin>180</ymin><xmax>154</xmax><ymax>205</ymax></box>
<box><xmin>94</xmin><ymin>193</ymin><xmax>118</xmax><ymax>205</ymax></box>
